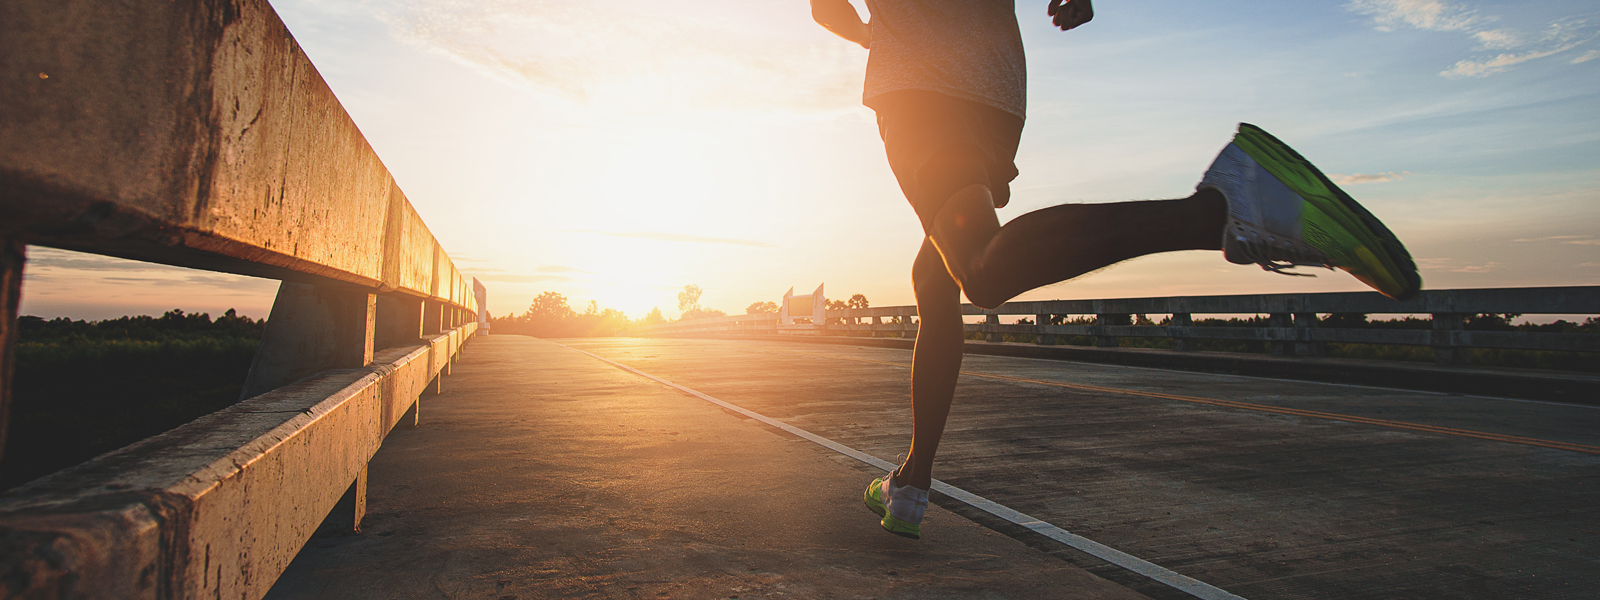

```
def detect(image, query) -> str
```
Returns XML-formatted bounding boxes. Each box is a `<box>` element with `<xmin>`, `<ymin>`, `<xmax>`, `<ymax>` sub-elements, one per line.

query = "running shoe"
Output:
<box><xmin>864</xmin><ymin>470</ymin><xmax>927</xmax><ymax>539</ymax></box>
<box><xmin>1199</xmin><ymin>123</ymin><xmax>1421</xmax><ymax>300</ymax></box>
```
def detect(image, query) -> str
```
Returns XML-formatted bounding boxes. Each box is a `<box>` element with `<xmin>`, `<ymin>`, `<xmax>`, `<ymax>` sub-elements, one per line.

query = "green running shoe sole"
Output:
<box><xmin>864</xmin><ymin>477</ymin><xmax>888</xmax><ymax>518</ymax></box>
<box><xmin>880</xmin><ymin>513</ymin><xmax>922</xmax><ymax>540</ymax></box>
<box><xmin>865</xmin><ymin>476</ymin><xmax>922</xmax><ymax>539</ymax></box>
<box><xmin>1232</xmin><ymin>123</ymin><xmax>1422</xmax><ymax>300</ymax></box>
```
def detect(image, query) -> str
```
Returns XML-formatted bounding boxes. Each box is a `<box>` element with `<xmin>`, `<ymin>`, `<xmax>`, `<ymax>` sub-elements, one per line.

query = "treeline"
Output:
<box><xmin>488</xmin><ymin>292</ymin><xmax>635</xmax><ymax>338</ymax></box>
<box><xmin>5</xmin><ymin>309</ymin><xmax>265</xmax><ymax>491</ymax></box>
<box><xmin>980</xmin><ymin>312</ymin><xmax>1599</xmax><ymax>372</ymax></box>
<box><xmin>489</xmin><ymin>286</ymin><xmax>875</xmax><ymax>338</ymax></box>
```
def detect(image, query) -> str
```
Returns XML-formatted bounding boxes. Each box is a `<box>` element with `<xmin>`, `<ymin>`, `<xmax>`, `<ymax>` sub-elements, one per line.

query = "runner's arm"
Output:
<box><xmin>1048</xmin><ymin>0</ymin><xmax>1094</xmax><ymax>31</ymax></box>
<box><xmin>811</xmin><ymin>0</ymin><xmax>870</xmax><ymax>48</ymax></box>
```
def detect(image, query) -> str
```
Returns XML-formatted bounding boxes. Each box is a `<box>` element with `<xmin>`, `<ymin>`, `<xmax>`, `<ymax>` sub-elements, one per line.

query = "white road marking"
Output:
<box><xmin>561</xmin><ymin>343</ymin><xmax>1249</xmax><ymax>600</ymax></box>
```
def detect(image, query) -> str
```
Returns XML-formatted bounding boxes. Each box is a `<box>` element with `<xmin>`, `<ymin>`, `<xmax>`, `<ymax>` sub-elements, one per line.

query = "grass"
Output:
<box><xmin>3</xmin><ymin>310</ymin><xmax>262</xmax><ymax>491</ymax></box>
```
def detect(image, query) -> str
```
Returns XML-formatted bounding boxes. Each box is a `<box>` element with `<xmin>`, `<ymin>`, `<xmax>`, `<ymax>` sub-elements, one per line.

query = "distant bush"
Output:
<box><xmin>3</xmin><ymin>309</ymin><xmax>264</xmax><ymax>491</ymax></box>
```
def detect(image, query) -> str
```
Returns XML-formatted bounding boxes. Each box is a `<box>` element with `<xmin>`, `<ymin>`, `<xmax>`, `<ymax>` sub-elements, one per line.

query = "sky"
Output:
<box><xmin>18</xmin><ymin>0</ymin><xmax>1600</xmax><ymax>322</ymax></box>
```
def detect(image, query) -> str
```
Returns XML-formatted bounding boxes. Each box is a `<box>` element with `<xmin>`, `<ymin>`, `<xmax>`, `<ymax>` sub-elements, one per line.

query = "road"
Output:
<box><xmin>268</xmin><ymin>335</ymin><xmax>1600</xmax><ymax>599</ymax></box>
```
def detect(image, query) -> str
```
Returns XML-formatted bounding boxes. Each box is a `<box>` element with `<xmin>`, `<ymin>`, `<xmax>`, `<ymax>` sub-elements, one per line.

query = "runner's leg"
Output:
<box><xmin>930</xmin><ymin>184</ymin><xmax>1228</xmax><ymax>309</ymax></box>
<box><xmin>893</xmin><ymin>238</ymin><xmax>964</xmax><ymax>490</ymax></box>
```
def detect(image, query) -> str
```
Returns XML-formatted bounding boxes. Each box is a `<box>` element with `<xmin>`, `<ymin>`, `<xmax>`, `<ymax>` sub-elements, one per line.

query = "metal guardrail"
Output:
<box><xmin>621</xmin><ymin>286</ymin><xmax>1600</xmax><ymax>365</ymax></box>
<box><xmin>1</xmin><ymin>0</ymin><xmax>482</xmax><ymax>597</ymax></box>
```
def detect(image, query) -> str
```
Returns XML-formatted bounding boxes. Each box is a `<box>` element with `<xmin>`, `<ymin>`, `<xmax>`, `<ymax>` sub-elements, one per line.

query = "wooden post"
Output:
<box><xmin>985</xmin><ymin>313</ymin><xmax>1001</xmax><ymax>343</ymax></box>
<box><xmin>1293</xmin><ymin>312</ymin><xmax>1323</xmax><ymax>357</ymax></box>
<box><xmin>1171</xmin><ymin>313</ymin><xmax>1192</xmax><ymax>352</ymax></box>
<box><xmin>1269</xmin><ymin>313</ymin><xmax>1291</xmax><ymax>356</ymax></box>
<box><xmin>0</xmin><ymin>238</ymin><xmax>24</xmax><ymax>470</ymax></box>
<box><xmin>239</xmin><ymin>283</ymin><xmax>376</xmax><ymax>401</ymax></box>
<box><xmin>1035</xmin><ymin>313</ymin><xmax>1053</xmax><ymax>345</ymax></box>
<box><xmin>1432</xmin><ymin>313</ymin><xmax>1469</xmax><ymax>365</ymax></box>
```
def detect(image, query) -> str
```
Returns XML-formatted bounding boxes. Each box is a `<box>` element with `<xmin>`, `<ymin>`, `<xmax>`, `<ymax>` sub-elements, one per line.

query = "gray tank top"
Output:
<box><xmin>863</xmin><ymin>0</ymin><xmax>1027</xmax><ymax>118</ymax></box>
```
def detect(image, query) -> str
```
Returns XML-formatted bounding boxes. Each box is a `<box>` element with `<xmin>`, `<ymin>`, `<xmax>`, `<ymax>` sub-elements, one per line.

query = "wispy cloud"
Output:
<box><xmin>25</xmin><ymin>248</ymin><xmax>156</xmax><ymax>272</ymax></box>
<box><xmin>1347</xmin><ymin>0</ymin><xmax>1482</xmax><ymax>32</ymax></box>
<box><xmin>1513</xmin><ymin>234</ymin><xmax>1600</xmax><ymax>244</ymax></box>
<box><xmin>1416</xmin><ymin>257</ymin><xmax>1501</xmax><ymax>273</ymax></box>
<box><xmin>1346</xmin><ymin>1</ymin><xmax>1596</xmax><ymax>77</ymax></box>
<box><xmin>1330</xmin><ymin>171</ymin><xmax>1410</xmax><ymax>184</ymax></box>
<box><xmin>1442</xmin><ymin>44</ymin><xmax>1583</xmax><ymax>77</ymax></box>
<box><xmin>536</xmin><ymin>265</ymin><xmax>588</xmax><ymax>273</ymax></box>
<box><xmin>1450</xmin><ymin>262</ymin><xmax>1500</xmax><ymax>273</ymax></box>
<box><xmin>371</xmin><ymin>0</ymin><xmax>864</xmax><ymax>114</ymax></box>
<box><xmin>476</xmin><ymin>274</ymin><xmax>576</xmax><ymax>283</ymax></box>
<box><xmin>571</xmin><ymin>230</ymin><xmax>774</xmax><ymax>248</ymax></box>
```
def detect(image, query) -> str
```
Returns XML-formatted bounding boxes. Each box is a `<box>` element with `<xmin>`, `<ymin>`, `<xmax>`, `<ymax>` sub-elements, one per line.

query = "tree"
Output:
<box><xmin>847</xmin><ymin>293</ymin><xmax>869</xmax><ymax>309</ymax></box>
<box><xmin>680</xmin><ymin>307</ymin><xmax>727</xmax><ymax>320</ymax></box>
<box><xmin>525</xmin><ymin>291</ymin><xmax>573</xmax><ymax>321</ymax></box>
<box><xmin>641</xmin><ymin>307</ymin><xmax>666</xmax><ymax>325</ymax></box>
<box><xmin>746</xmin><ymin>301</ymin><xmax>779</xmax><ymax>314</ymax></box>
<box><xmin>678</xmin><ymin>284</ymin><xmax>703</xmax><ymax>313</ymax></box>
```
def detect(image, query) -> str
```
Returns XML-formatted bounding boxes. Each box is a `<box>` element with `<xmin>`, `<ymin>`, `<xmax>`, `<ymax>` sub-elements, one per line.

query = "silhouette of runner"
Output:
<box><xmin>813</xmin><ymin>0</ymin><xmax>1420</xmax><ymax>539</ymax></box>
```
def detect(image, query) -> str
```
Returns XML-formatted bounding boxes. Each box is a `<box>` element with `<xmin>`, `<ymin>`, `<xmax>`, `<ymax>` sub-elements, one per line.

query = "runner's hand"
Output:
<box><xmin>1048</xmin><ymin>0</ymin><xmax>1094</xmax><ymax>31</ymax></box>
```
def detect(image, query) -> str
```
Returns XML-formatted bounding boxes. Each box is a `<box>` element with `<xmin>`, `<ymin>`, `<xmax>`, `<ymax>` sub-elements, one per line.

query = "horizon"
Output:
<box><xmin>18</xmin><ymin>0</ymin><xmax>1600</xmax><ymax>322</ymax></box>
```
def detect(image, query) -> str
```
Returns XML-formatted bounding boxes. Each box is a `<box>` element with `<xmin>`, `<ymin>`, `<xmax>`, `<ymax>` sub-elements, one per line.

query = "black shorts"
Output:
<box><xmin>872</xmin><ymin>90</ymin><xmax>1024</xmax><ymax>233</ymax></box>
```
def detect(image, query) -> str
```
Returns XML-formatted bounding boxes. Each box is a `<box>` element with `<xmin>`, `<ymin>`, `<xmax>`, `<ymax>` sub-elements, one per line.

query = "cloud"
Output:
<box><xmin>1449</xmin><ymin>262</ymin><xmax>1499</xmax><ymax>273</ymax></box>
<box><xmin>371</xmin><ymin>0</ymin><xmax>864</xmax><ymax>114</ymax></box>
<box><xmin>1330</xmin><ymin>171</ymin><xmax>1410</xmax><ymax>184</ymax></box>
<box><xmin>1580</xmin><ymin>262</ymin><xmax>1600</xmax><ymax>267</ymax></box>
<box><xmin>1346</xmin><ymin>0</ymin><xmax>1481</xmax><ymax>32</ymax></box>
<box><xmin>1347</xmin><ymin>2</ymin><xmax>1596</xmax><ymax>77</ymax></box>
<box><xmin>1513</xmin><ymin>235</ymin><xmax>1598</xmax><ymax>243</ymax></box>
<box><xmin>571</xmin><ymin>230</ymin><xmax>774</xmax><ymax>248</ymax></box>
<box><xmin>1442</xmin><ymin>45</ymin><xmax>1580</xmax><ymax>77</ymax></box>
<box><xmin>1415</xmin><ymin>258</ymin><xmax>1500</xmax><ymax>273</ymax></box>
<box><xmin>476</xmin><ymin>274</ymin><xmax>576</xmax><ymax>283</ymax></box>
<box><xmin>536</xmin><ymin>265</ymin><xmax>588</xmax><ymax>273</ymax></box>
<box><xmin>1472</xmin><ymin>29</ymin><xmax>1521</xmax><ymax>49</ymax></box>
<box><xmin>25</xmin><ymin>248</ymin><xmax>156</xmax><ymax>272</ymax></box>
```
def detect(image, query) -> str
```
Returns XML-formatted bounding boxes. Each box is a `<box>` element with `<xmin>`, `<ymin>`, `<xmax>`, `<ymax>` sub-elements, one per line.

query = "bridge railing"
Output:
<box><xmin>621</xmin><ymin>286</ymin><xmax>1600</xmax><ymax>365</ymax></box>
<box><xmin>1</xmin><ymin>0</ymin><xmax>481</xmax><ymax>597</ymax></box>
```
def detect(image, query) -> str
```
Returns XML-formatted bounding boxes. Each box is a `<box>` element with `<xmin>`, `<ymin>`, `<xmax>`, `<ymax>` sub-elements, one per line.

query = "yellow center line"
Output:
<box><xmin>769</xmin><ymin>349</ymin><xmax>1600</xmax><ymax>456</ymax></box>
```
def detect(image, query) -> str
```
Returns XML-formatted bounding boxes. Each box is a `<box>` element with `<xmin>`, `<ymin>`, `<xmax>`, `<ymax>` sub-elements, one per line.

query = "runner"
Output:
<box><xmin>812</xmin><ymin>0</ymin><xmax>1421</xmax><ymax>539</ymax></box>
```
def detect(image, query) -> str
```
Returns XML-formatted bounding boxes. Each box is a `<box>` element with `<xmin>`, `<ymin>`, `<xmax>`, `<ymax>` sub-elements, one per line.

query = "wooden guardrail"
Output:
<box><xmin>622</xmin><ymin>286</ymin><xmax>1600</xmax><ymax>365</ymax></box>
<box><xmin>1</xmin><ymin>0</ymin><xmax>480</xmax><ymax>597</ymax></box>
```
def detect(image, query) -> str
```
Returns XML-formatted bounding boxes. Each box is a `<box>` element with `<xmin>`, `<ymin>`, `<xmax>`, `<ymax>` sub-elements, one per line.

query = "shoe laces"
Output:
<box><xmin>1227</xmin><ymin>225</ymin><xmax>1335</xmax><ymax>277</ymax></box>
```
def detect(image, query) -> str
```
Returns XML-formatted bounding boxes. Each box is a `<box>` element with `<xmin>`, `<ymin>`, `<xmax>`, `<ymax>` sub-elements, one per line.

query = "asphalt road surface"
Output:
<box><xmin>268</xmin><ymin>336</ymin><xmax>1600</xmax><ymax>599</ymax></box>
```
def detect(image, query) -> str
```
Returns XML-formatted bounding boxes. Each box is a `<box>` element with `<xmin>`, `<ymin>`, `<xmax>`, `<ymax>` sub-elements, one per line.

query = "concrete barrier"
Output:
<box><xmin>622</xmin><ymin>286</ymin><xmax>1600</xmax><ymax>364</ymax></box>
<box><xmin>0</xmin><ymin>323</ymin><xmax>473</xmax><ymax>599</ymax></box>
<box><xmin>0</xmin><ymin>0</ymin><xmax>472</xmax><ymax>306</ymax></box>
<box><xmin>0</xmin><ymin>0</ymin><xmax>488</xmax><ymax>596</ymax></box>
